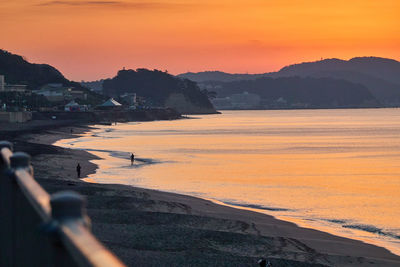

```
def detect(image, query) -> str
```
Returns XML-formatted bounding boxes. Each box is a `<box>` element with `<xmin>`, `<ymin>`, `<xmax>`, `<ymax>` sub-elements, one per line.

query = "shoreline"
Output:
<box><xmin>4</xmin><ymin>122</ymin><xmax>400</xmax><ymax>266</ymax></box>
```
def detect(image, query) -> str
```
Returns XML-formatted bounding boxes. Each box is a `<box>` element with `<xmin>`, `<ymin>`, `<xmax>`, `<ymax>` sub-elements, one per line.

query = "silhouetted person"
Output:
<box><xmin>130</xmin><ymin>153</ymin><xmax>135</xmax><ymax>165</ymax></box>
<box><xmin>76</xmin><ymin>163</ymin><xmax>81</xmax><ymax>178</ymax></box>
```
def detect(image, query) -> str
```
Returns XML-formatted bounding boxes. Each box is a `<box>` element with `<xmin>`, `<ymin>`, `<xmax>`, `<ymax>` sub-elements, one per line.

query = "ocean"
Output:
<box><xmin>56</xmin><ymin>109</ymin><xmax>400</xmax><ymax>255</ymax></box>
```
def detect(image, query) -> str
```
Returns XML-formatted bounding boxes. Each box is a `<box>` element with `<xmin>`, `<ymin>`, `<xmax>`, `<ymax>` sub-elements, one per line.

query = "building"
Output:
<box><xmin>34</xmin><ymin>84</ymin><xmax>86</xmax><ymax>102</ymax></box>
<box><xmin>69</xmin><ymin>90</ymin><xmax>87</xmax><ymax>100</ymax></box>
<box><xmin>0</xmin><ymin>75</ymin><xmax>28</xmax><ymax>93</ymax></box>
<box><xmin>0</xmin><ymin>111</ymin><xmax>32</xmax><ymax>123</ymax></box>
<box><xmin>4</xmin><ymin>84</ymin><xmax>29</xmax><ymax>93</ymax></box>
<box><xmin>34</xmin><ymin>87</ymin><xmax>65</xmax><ymax>102</ymax></box>
<box><xmin>0</xmin><ymin>75</ymin><xmax>4</xmax><ymax>91</ymax></box>
<box><xmin>211</xmin><ymin>97</ymin><xmax>233</xmax><ymax>110</ymax></box>
<box><xmin>64</xmin><ymin>100</ymin><xmax>87</xmax><ymax>112</ymax></box>
<box><xmin>230</xmin><ymin>92</ymin><xmax>261</xmax><ymax>109</ymax></box>
<box><xmin>97</xmin><ymin>98</ymin><xmax>122</xmax><ymax>110</ymax></box>
<box><xmin>120</xmin><ymin>93</ymin><xmax>137</xmax><ymax>107</ymax></box>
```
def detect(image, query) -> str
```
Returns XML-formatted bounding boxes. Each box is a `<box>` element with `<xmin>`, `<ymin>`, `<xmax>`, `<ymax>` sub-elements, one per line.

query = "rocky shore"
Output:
<box><xmin>2</xmin><ymin>122</ymin><xmax>400</xmax><ymax>266</ymax></box>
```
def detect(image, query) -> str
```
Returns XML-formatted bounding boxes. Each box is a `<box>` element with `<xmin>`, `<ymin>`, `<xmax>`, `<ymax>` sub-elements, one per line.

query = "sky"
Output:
<box><xmin>1</xmin><ymin>0</ymin><xmax>399</xmax><ymax>81</ymax></box>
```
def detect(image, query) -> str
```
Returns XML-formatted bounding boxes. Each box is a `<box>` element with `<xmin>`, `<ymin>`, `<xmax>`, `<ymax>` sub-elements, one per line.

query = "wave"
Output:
<box><xmin>342</xmin><ymin>224</ymin><xmax>400</xmax><ymax>240</ymax></box>
<box><xmin>321</xmin><ymin>218</ymin><xmax>400</xmax><ymax>240</ymax></box>
<box><xmin>223</xmin><ymin>201</ymin><xmax>291</xmax><ymax>212</ymax></box>
<box><xmin>326</xmin><ymin>219</ymin><xmax>348</xmax><ymax>224</ymax></box>
<box><xmin>82</xmin><ymin>148</ymin><xmax>130</xmax><ymax>159</ymax></box>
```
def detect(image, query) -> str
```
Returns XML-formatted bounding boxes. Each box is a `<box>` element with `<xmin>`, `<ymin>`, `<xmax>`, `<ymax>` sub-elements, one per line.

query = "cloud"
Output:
<box><xmin>36</xmin><ymin>1</ymin><xmax>195</xmax><ymax>9</ymax></box>
<box><xmin>37</xmin><ymin>1</ymin><xmax>123</xmax><ymax>6</ymax></box>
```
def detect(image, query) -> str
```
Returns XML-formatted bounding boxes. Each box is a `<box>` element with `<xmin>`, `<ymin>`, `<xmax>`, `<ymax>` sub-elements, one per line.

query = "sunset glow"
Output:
<box><xmin>2</xmin><ymin>0</ymin><xmax>399</xmax><ymax>80</ymax></box>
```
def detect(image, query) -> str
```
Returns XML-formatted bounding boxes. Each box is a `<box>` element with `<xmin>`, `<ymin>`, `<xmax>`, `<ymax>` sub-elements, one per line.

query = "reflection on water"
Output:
<box><xmin>56</xmin><ymin>109</ymin><xmax>400</xmax><ymax>255</ymax></box>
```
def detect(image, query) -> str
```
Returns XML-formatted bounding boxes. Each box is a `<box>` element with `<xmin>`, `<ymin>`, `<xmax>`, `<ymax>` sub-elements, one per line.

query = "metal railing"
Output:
<box><xmin>0</xmin><ymin>141</ymin><xmax>126</xmax><ymax>267</ymax></box>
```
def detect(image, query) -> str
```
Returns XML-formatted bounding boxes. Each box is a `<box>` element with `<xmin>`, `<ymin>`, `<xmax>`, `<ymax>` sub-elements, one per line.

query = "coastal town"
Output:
<box><xmin>0</xmin><ymin>73</ymin><xmax>177</xmax><ymax>124</ymax></box>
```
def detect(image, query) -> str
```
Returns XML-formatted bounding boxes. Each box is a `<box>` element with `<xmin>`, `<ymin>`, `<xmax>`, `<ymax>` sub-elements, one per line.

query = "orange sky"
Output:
<box><xmin>1</xmin><ymin>0</ymin><xmax>399</xmax><ymax>81</ymax></box>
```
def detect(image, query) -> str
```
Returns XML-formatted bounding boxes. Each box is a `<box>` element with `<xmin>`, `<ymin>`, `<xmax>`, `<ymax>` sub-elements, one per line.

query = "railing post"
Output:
<box><xmin>0</xmin><ymin>141</ymin><xmax>13</xmax><ymax>149</ymax></box>
<box><xmin>10</xmin><ymin>152</ymin><xmax>52</xmax><ymax>266</ymax></box>
<box><xmin>0</xmin><ymin>141</ymin><xmax>13</xmax><ymax>170</ymax></box>
<box><xmin>0</xmin><ymin>141</ymin><xmax>14</xmax><ymax>267</ymax></box>
<box><xmin>50</xmin><ymin>191</ymin><xmax>90</xmax><ymax>267</ymax></box>
<box><xmin>0</xmin><ymin>141</ymin><xmax>125</xmax><ymax>267</ymax></box>
<box><xmin>51</xmin><ymin>191</ymin><xmax>91</xmax><ymax>228</ymax></box>
<box><xmin>10</xmin><ymin>151</ymin><xmax>33</xmax><ymax>175</ymax></box>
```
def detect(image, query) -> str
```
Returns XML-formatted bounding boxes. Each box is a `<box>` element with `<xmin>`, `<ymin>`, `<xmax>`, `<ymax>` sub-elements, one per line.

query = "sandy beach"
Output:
<box><xmin>3</xmin><ymin>122</ymin><xmax>400</xmax><ymax>266</ymax></box>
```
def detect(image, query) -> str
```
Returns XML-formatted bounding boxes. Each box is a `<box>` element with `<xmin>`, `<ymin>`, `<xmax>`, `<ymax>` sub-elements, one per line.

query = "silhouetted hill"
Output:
<box><xmin>1</xmin><ymin>49</ymin><xmax>73</xmax><ymax>89</ymax></box>
<box><xmin>207</xmin><ymin>76</ymin><xmax>378</xmax><ymax>109</ymax></box>
<box><xmin>277</xmin><ymin>57</ymin><xmax>400</xmax><ymax>85</ymax></box>
<box><xmin>270</xmin><ymin>57</ymin><xmax>400</xmax><ymax>105</ymax></box>
<box><xmin>102</xmin><ymin>69</ymin><xmax>216</xmax><ymax>114</ymax></box>
<box><xmin>282</xmin><ymin>70</ymin><xmax>400</xmax><ymax>104</ymax></box>
<box><xmin>0</xmin><ymin>49</ymin><xmax>104</xmax><ymax>104</ymax></box>
<box><xmin>179</xmin><ymin>57</ymin><xmax>400</xmax><ymax>106</ymax></box>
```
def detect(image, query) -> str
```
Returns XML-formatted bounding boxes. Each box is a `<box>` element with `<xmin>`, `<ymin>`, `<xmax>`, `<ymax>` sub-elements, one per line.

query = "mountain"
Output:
<box><xmin>277</xmin><ymin>69</ymin><xmax>400</xmax><ymax>105</ymax></box>
<box><xmin>276</xmin><ymin>57</ymin><xmax>400</xmax><ymax>85</ymax></box>
<box><xmin>207</xmin><ymin>76</ymin><xmax>378</xmax><ymax>109</ymax></box>
<box><xmin>179</xmin><ymin>57</ymin><xmax>400</xmax><ymax>106</ymax></box>
<box><xmin>102</xmin><ymin>69</ymin><xmax>216</xmax><ymax>114</ymax></box>
<box><xmin>271</xmin><ymin>57</ymin><xmax>400</xmax><ymax>105</ymax></box>
<box><xmin>0</xmin><ymin>49</ymin><xmax>104</xmax><ymax>104</ymax></box>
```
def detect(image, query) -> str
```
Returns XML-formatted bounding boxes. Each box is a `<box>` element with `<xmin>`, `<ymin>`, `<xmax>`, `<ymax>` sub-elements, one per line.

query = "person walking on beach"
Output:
<box><xmin>130</xmin><ymin>153</ymin><xmax>135</xmax><ymax>165</ymax></box>
<box><xmin>76</xmin><ymin>163</ymin><xmax>81</xmax><ymax>178</ymax></box>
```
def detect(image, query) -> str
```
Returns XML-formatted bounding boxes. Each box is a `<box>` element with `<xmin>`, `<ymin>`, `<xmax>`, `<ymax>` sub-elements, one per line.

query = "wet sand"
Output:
<box><xmin>3</xmin><ymin>123</ymin><xmax>400</xmax><ymax>266</ymax></box>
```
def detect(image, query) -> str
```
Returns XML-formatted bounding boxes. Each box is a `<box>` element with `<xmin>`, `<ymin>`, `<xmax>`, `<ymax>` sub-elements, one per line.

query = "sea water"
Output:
<box><xmin>56</xmin><ymin>109</ymin><xmax>400</xmax><ymax>255</ymax></box>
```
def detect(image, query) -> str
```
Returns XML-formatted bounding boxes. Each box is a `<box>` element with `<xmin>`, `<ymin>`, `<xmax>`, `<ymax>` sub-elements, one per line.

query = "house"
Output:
<box><xmin>34</xmin><ymin>87</ymin><xmax>65</xmax><ymax>102</ymax></box>
<box><xmin>0</xmin><ymin>75</ymin><xmax>29</xmax><ymax>93</ymax></box>
<box><xmin>120</xmin><ymin>93</ymin><xmax>137</xmax><ymax>107</ymax></box>
<box><xmin>69</xmin><ymin>90</ymin><xmax>87</xmax><ymax>100</ymax></box>
<box><xmin>211</xmin><ymin>97</ymin><xmax>233</xmax><ymax>110</ymax></box>
<box><xmin>97</xmin><ymin>98</ymin><xmax>122</xmax><ymax>110</ymax></box>
<box><xmin>34</xmin><ymin>84</ymin><xmax>86</xmax><ymax>102</ymax></box>
<box><xmin>230</xmin><ymin>92</ymin><xmax>261</xmax><ymax>109</ymax></box>
<box><xmin>64</xmin><ymin>100</ymin><xmax>87</xmax><ymax>112</ymax></box>
<box><xmin>34</xmin><ymin>84</ymin><xmax>71</xmax><ymax>102</ymax></box>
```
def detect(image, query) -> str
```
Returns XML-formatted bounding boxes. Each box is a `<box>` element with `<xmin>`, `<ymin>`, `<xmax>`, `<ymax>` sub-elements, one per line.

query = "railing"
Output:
<box><xmin>0</xmin><ymin>141</ymin><xmax>126</xmax><ymax>267</ymax></box>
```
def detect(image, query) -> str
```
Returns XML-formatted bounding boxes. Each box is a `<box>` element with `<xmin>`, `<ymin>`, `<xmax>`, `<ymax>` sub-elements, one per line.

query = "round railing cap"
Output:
<box><xmin>10</xmin><ymin>152</ymin><xmax>31</xmax><ymax>169</ymax></box>
<box><xmin>0</xmin><ymin>141</ymin><xmax>13</xmax><ymax>151</ymax></box>
<box><xmin>51</xmin><ymin>191</ymin><xmax>86</xmax><ymax>220</ymax></box>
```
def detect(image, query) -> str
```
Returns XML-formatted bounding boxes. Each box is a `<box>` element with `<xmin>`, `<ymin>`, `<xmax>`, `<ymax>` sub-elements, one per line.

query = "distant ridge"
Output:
<box><xmin>179</xmin><ymin>57</ymin><xmax>400</xmax><ymax>84</ymax></box>
<box><xmin>178</xmin><ymin>57</ymin><xmax>400</xmax><ymax>106</ymax></box>
<box><xmin>275</xmin><ymin>57</ymin><xmax>400</xmax><ymax>85</ymax></box>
